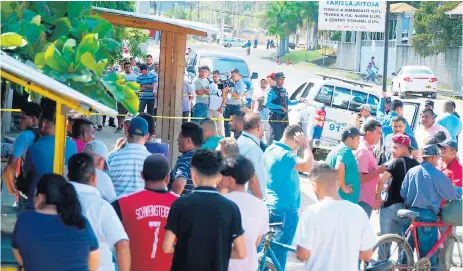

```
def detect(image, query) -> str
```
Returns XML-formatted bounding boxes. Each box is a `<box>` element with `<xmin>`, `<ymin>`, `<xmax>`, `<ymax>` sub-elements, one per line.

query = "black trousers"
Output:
<box><xmin>269</xmin><ymin>111</ymin><xmax>288</xmax><ymax>141</ymax></box>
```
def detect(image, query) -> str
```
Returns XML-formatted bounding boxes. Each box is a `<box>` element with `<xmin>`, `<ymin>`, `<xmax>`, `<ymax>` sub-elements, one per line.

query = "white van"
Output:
<box><xmin>288</xmin><ymin>74</ymin><xmax>421</xmax><ymax>159</ymax></box>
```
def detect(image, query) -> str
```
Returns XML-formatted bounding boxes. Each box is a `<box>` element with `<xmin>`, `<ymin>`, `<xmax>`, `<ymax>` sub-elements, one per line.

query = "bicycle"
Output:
<box><xmin>362</xmin><ymin>70</ymin><xmax>383</xmax><ymax>86</ymax></box>
<box><xmin>258</xmin><ymin>223</ymin><xmax>395</xmax><ymax>271</ymax></box>
<box><xmin>371</xmin><ymin>209</ymin><xmax>463</xmax><ymax>271</ymax></box>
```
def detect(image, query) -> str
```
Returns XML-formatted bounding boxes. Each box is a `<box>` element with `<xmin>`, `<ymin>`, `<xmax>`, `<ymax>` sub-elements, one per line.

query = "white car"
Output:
<box><xmin>288</xmin><ymin>74</ymin><xmax>421</xmax><ymax>159</ymax></box>
<box><xmin>296</xmin><ymin>41</ymin><xmax>306</xmax><ymax>49</ymax></box>
<box><xmin>223</xmin><ymin>38</ymin><xmax>247</xmax><ymax>48</ymax></box>
<box><xmin>391</xmin><ymin>65</ymin><xmax>438</xmax><ymax>99</ymax></box>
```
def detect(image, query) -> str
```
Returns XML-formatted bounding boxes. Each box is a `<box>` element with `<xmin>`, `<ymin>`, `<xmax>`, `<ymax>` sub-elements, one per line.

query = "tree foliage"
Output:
<box><xmin>411</xmin><ymin>1</ymin><xmax>462</xmax><ymax>57</ymax></box>
<box><xmin>93</xmin><ymin>1</ymin><xmax>149</xmax><ymax>62</ymax></box>
<box><xmin>0</xmin><ymin>1</ymin><xmax>140</xmax><ymax>113</ymax></box>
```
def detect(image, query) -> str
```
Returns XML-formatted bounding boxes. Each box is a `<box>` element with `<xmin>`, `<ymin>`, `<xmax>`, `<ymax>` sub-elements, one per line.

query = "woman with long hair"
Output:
<box><xmin>12</xmin><ymin>174</ymin><xmax>100</xmax><ymax>271</ymax></box>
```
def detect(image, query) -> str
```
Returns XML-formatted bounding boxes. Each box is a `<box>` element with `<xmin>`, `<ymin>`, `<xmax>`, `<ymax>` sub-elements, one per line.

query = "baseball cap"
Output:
<box><xmin>143</xmin><ymin>154</ymin><xmax>170</xmax><ymax>181</ymax></box>
<box><xmin>128</xmin><ymin>117</ymin><xmax>148</xmax><ymax>136</ymax></box>
<box><xmin>274</xmin><ymin>72</ymin><xmax>285</xmax><ymax>79</ymax></box>
<box><xmin>267</xmin><ymin>73</ymin><xmax>276</xmax><ymax>79</ymax></box>
<box><xmin>83</xmin><ymin>141</ymin><xmax>109</xmax><ymax>171</ymax></box>
<box><xmin>438</xmin><ymin>140</ymin><xmax>458</xmax><ymax>152</ymax></box>
<box><xmin>421</xmin><ymin>144</ymin><xmax>440</xmax><ymax>157</ymax></box>
<box><xmin>392</xmin><ymin>134</ymin><xmax>411</xmax><ymax>147</ymax></box>
<box><xmin>425</xmin><ymin>100</ymin><xmax>434</xmax><ymax>107</ymax></box>
<box><xmin>359</xmin><ymin>104</ymin><xmax>372</xmax><ymax>112</ymax></box>
<box><xmin>385</xmin><ymin>97</ymin><xmax>392</xmax><ymax>104</ymax></box>
<box><xmin>341</xmin><ymin>126</ymin><xmax>364</xmax><ymax>141</ymax></box>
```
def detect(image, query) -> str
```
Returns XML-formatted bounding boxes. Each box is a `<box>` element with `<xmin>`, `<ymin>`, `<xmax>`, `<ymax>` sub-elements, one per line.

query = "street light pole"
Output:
<box><xmin>382</xmin><ymin>1</ymin><xmax>390</xmax><ymax>93</ymax></box>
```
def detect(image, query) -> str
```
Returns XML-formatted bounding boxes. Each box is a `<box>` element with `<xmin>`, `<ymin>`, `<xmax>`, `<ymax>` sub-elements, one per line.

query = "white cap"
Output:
<box><xmin>83</xmin><ymin>141</ymin><xmax>109</xmax><ymax>171</ymax></box>
<box><xmin>359</xmin><ymin>104</ymin><xmax>372</xmax><ymax>112</ymax></box>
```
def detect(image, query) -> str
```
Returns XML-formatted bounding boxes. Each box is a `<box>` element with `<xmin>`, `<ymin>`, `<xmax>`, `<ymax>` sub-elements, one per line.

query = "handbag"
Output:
<box><xmin>441</xmin><ymin>199</ymin><xmax>463</xmax><ymax>226</ymax></box>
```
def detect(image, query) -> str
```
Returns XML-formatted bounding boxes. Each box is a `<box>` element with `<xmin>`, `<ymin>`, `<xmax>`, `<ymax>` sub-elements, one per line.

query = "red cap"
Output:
<box><xmin>392</xmin><ymin>134</ymin><xmax>411</xmax><ymax>147</ymax></box>
<box><xmin>267</xmin><ymin>73</ymin><xmax>276</xmax><ymax>79</ymax></box>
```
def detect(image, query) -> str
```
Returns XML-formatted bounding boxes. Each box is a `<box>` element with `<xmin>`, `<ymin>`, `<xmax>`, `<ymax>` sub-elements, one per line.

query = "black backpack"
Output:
<box><xmin>15</xmin><ymin>127</ymin><xmax>40</xmax><ymax>197</ymax></box>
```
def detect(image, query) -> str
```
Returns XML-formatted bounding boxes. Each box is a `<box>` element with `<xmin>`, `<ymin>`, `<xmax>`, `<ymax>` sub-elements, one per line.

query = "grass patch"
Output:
<box><xmin>279</xmin><ymin>50</ymin><xmax>324</xmax><ymax>64</ymax></box>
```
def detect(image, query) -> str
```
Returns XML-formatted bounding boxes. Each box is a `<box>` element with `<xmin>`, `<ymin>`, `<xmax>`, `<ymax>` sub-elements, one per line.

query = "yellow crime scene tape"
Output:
<box><xmin>0</xmin><ymin>108</ymin><xmax>354</xmax><ymax>125</ymax></box>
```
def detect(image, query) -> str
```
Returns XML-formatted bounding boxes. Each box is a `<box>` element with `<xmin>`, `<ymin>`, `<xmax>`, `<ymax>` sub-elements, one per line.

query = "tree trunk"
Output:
<box><xmin>312</xmin><ymin>21</ymin><xmax>319</xmax><ymax>50</ymax></box>
<box><xmin>306</xmin><ymin>22</ymin><xmax>311</xmax><ymax>50</ymax></box>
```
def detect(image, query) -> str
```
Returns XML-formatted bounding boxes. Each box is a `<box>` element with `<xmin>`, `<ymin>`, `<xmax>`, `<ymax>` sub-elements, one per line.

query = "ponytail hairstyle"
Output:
<box><xmin>36</xmin><ymin>174</ymin><xmax>86</xmax><ymax>230</ymax></box>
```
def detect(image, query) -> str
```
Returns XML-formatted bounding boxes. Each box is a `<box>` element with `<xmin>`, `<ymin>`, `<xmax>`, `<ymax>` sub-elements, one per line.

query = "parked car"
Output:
<box><xmin>288</xmin><ymin>73</ymin><xmax>421</xmax><ymax>159</ymax></box>
<box><xmin>185</xmin><ymin>50</ymin><xmax>258</xmax><ymax>86</ymax></box>
<box><xmin>391</xmin><ymin>65</ymin><xmax>438</xmax><ymax>99</ymax></box>
<box><xmin>223</xmin><ymin>38</ymin><xmax>247</xmax><ymax>48</ymax></box>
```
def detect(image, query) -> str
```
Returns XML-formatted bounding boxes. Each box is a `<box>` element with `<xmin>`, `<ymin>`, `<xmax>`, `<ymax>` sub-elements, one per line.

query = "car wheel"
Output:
<box><xmin>399</xmin><ymin>85</ymin><xmax>405</xmax><ymax>99</ymax></box>
<box><xmin>391</xmin><ymin>83</ymin><xmax>398</xmax><ymax>96</ymax></box>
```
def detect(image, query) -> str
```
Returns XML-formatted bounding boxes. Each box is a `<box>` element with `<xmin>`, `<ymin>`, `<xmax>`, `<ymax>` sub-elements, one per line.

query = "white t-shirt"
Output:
<box><xmin>294</xmin><ymin>199</ymin><xmax>377</xmax><ymax>271</ymax></box>
<box><xmin>225</xmin><ymin>191</ymin><xmax>269</xmax><ymax>271</ymax></box>
<box><xmin>96</xmin><ymin>169</ymin><xmax>117</xmax><ymax>202</ymax></box>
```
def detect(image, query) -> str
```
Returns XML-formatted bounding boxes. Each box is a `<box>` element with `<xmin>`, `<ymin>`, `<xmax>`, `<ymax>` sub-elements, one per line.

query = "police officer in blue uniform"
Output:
<box><xmin>265</xmin><ymin>72</ymin><xmax>301</xmax><ymax>141</ymax></box>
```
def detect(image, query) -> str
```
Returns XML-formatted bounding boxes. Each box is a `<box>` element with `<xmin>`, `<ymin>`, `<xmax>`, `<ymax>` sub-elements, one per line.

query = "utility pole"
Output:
<box><xmin>219</xmin><ymin>1</ymin><xmax>225</xmax><ymax>45</ymax></box>
<box><xmin>197</xmin><ymin>1</ymin><xmax>200</xmax><ymax>21</ymax></box>
<box><xmin>382</xmin><ymin>2</ymin><xmax>390</xmax><ymax>92</ymax></box>
<box><xmin>189</xmin><ymin>2</ymin><xmax>193</xmax><ymax>21</ymax></box>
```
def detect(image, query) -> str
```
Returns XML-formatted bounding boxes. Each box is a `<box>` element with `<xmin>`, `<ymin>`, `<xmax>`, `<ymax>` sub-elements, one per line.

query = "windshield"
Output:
<box><xmin>405</xmin><ymin>68</ymin><xmax>433</xmax><ymax>75</ymax></box>
<box><xmin>200</xmin><ymin>57</ymin><xmax>250</xmax><ymax>77</ymax></box>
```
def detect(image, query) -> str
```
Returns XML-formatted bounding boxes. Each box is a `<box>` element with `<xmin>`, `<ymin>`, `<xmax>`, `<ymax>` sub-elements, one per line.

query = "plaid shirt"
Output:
<box><xmin>169</xmin><ymin>150</ymin><xmax>196</xmax><ymax>195</ymax></box>
<box><xmin>108</xmin><ymin>143</ymin><xmax>151</xmax><ymax>197</ymax></box>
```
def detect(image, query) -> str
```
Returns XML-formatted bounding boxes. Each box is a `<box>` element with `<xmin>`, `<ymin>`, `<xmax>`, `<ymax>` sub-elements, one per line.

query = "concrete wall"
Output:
<box><xmin>335</xmin><ymin>42</ymin><xmax>356</xmax><ymax>71</ymax></box>
<box><xmin>395</xmin><ymin>45</ymin><xmax>462</xmax><ymax>91</ymax></box>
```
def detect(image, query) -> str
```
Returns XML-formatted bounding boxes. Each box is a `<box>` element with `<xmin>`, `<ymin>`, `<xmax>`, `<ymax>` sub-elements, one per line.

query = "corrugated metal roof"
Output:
<box><xmin>446</xmin><ymin>3</ymin><xmax>463</xmax><ymax>16</ymax></box>
<box><xmin>0</xmin><ymin>51</ymin><xmax>118</xmax><ymax>117</ymax></box>
<box><xmin>391</xmin><ymin>3</ymin><xmax>417</xmax><ymax>14</ymax></box>
<box><xmin>93</xmin><ymin>7</ymin><xmax>220</xmax><ymax>35</ymax></box>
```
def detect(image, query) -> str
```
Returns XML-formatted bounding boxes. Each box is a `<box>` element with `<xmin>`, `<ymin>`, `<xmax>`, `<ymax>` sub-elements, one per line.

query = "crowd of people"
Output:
<box><xmin>2</xmin><ymin>52</ymin><xmax>462</xmax><ymax>271</ymax></box>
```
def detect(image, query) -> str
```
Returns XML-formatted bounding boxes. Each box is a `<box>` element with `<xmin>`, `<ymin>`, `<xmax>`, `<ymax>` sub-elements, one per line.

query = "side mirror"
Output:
<box><xmin>392</xmin><ymin>72</ymin><xmax>397</xmax><ymax>76</ymax></box>
<box><xmin>187</xmin><ymin>65</ymin><xmax>195</xmax><ymax>73</ymax></box>
<box><xmin>251</xmin><ymin>72</ymin><xmax>258</xmax><ymax>79</ymax></box>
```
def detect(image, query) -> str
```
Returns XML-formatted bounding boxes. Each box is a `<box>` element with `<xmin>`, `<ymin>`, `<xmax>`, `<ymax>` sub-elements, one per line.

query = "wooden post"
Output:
<box><xmin>170</xmin><ymin>33</ymin><xmax>187</xmax><ymax>166</ymax></box>
<box><xmin>157</xmin><ymin>32</ymin><xmax>167</xmax><ymax>139</ymax></box>
<box><xmin>161</xmin><ymin>32</ymin><xmax>174</xmax><ymax>143</ymax></box>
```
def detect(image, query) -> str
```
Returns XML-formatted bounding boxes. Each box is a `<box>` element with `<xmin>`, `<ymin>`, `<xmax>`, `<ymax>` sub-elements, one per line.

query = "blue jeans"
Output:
<box><xmin>359</xmin><ymin>201</ymin><xmax>373</xmax><ymax>218</ymax></box>
<box><xmin>224</xmin><ymin>104</ymin><xmax>241</xmax><ymax>137</ymax></box>
<box><xmin>191</xmin><ymin>103</ymin><xmax>208</xmax><ymax>123</ymax></box>
<box><xmin>139</xmin><ymin>99</ymin><xmax>155</xmax><ymax>115</ymax></box>
<box><xmin>400</xmin><ymin>208</ymin><xmax>438</xmax><ymax>266</ymax></box>
<box><xmin>366</xmin><ymin>68</ymin><xmax>376</xmax><ymax>81</ymax></box>
<box><xmin>269</xmin><ymin>209</ymin><xmax>299</xmax><ymax>270</ymax></box>
<box><xmin>378</xmin><ymin>203</ymin><xmax>404</xmax><ymax>261</ymax></box>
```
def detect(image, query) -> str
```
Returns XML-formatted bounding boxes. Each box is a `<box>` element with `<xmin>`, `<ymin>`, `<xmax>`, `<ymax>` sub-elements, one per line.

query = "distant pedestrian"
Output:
<box><xmin>83</xmin><ymin>141</ymin><xmax>116</xmax><ymax>202</ymax></box>
<box><xmin>162</xmin><ymin>150</ymin><xmax>247</xmax><ymax>270</ymax></box>
<box><xmin>221</xmin><ymin>154</ymin><xmax>269</xmax><ymax>271</ymax></box>
<box><xmin>224</xmin><ymin>69</ymin><xmax>247</xmax><ymax>137</ymax></box>
<box><xmin>325</xmin><ymin>126</ymin><xmax>361</xmax><ymax>203</ymax></box>
<box><xmin>137</xmin><ymin>64</ymin><xmax>157</xmax><ymax>115</ymax></box>
<box><xmin>209</xmin><ymin>70</ymin><xmax>226</xmax><ymax>135</ymax></box>
<box><xmin>113</xmin><ymin>154</ymin><xmax>178</xmax><ymax>271</ymax></box>
<box><xmin>294</xmin><ymin>164</ymin><xmax>376</xmax><ymax>271</ymax></box>
<box><xmin>436</xmin><ymin>101</ymin><xmax>462</xmax><ymax>141</ymax></box>
<box><xmin>12</xmin><ymin>174</ymin><xmax>99</xmax><ymax>271</ymax></box>
<box><xmin>108</xmin><ymin>117</ymin><xmax>151</xmax><ymax>197</ymax></box>
<box><xmin>169</xmin><ymin>122</ymin><xmax>203</xmax><ymax>195</ymax></box>
<box><xmin>116</xmin><ymin>61</ymin><xmax>137</xmax><ymax>133</ymax></box>
<box><xmin>68</xmin><ymin>153</ymin><xmax>130</xmax><ymax>271</ymax></box>
<box><xmin>192</xmin><ymin>66</ymin><xmax>212</xmax><ymax>122</ymax></box>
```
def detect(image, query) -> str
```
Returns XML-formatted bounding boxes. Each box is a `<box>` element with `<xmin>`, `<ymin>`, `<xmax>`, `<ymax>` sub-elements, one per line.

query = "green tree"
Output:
<box><xmin>164</xmin><ymin>6</ymin><xmax>188</xmax><ymax>20</ymax></box>
<box><xmin>411</xmin><ymin>1</ymin><xmax>462</xmax><ymax>57</ymax></box>
<box><xmin>93</xmin><ymin>1</ymin><xmax>148</xmax><ymax>62</ymax></box>
<box><xmin>1</xmin><ymin>1</ymin><xmax>140</xmax><ymax>113</ymax></box>
<box><xmin>263</xmin><ymin>1</ymin><xmax>298</xmax><ymax>55</ymax></box>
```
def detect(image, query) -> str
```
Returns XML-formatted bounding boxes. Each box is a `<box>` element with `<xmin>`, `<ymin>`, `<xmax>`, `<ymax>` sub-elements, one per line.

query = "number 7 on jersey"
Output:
<box><xmin>149</xmin><ymin>221</ymin><xmax>161</xmax><ymax>258</ymax></box>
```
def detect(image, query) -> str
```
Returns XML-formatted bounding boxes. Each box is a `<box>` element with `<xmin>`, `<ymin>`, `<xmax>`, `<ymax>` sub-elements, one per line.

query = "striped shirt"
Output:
<box><xmin>108</xmin><ymin>143</ymin><xmax>151</xmax><ymax>197</ymax></box>
<box><xmin>169</xmin><ymin>149</ymin><xmax>196</xmax><ymax>195</ymax></box>
<box><xmin>137</xmin><ymin>73</ymin><xmax>158</xmax><ymax>99</ymax></box>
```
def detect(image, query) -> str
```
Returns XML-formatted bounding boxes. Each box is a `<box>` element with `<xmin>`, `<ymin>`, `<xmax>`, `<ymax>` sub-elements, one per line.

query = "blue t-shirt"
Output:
<box><xmin>137</xmin><ymin>73</ymin><xmax>158</xmax><ymax>100</ymax></box>
<box><xmin>24</xmin><ymin>135</ymin><xmax>77</xmax><ymax>207</ymax></box>
<box><xmin>11</xmin><ymin>128</ymin><xmax>38</xmax><ymax>158</ymax></box>
<box><xmin>264</xmin><ymin>142</ymin><xmax>300</xmax><ymax>210</ymax></box>
<box><xmin>12</xmin><ymin>211</ymin><xmax>98</xmax><ymax>271</ymax></box>
<box><xmin>227</xmin><ymin>79</ymin><xmax>246</xmax><ymax>105</ymax></box>
<box><xmin>436</xmin><ymin>113</ymin><xmax>462</xmax><ymax>140</ymax></box>
<box><xmin>145</xmin><ymin>142</ymin><xmax>169</xmax><ymax>158</ymax></box>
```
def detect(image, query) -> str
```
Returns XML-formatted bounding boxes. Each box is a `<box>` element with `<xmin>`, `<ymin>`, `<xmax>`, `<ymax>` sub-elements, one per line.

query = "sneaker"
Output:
<box><xmin>97</xmin><ymin>125</ymin><xmax>103</xmax><ymax>131</ymax></box>
<box><xmin>114</xmin><ymin>128</ymin><xmax>122</xmax><ymax>133</ymax></box>
<box><xmin>109</xmin><ymin>123</ymin><xmax>117</xmax><ymax>128</ymax></box>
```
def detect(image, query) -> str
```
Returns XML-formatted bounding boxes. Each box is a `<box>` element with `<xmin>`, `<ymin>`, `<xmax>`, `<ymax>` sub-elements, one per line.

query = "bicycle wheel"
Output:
<box><xmin>375</xmin><ymin>76</ymin><xmax>383</xmax><ymax>86</ymax></box>
<box><xmin>258</xmin><ymin>256</ymin><xmax>278</xmax><ymax>271</ymax></box>
<box><xmin>444</xmin><ymin>234</ymin><xmax>463</xmax><ymax>270</ymax></box>
<box><xmin>370</xmin><ymin>234</ymin><xmax>414</xmax><ymax>270</ymax></box>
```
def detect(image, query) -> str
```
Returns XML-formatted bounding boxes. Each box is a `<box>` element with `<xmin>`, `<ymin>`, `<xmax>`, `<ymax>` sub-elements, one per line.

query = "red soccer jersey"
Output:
<box><xmin>117</xmin><ymin>189</ymin><xmax>178</xmax><ymax>271</ymax></box>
